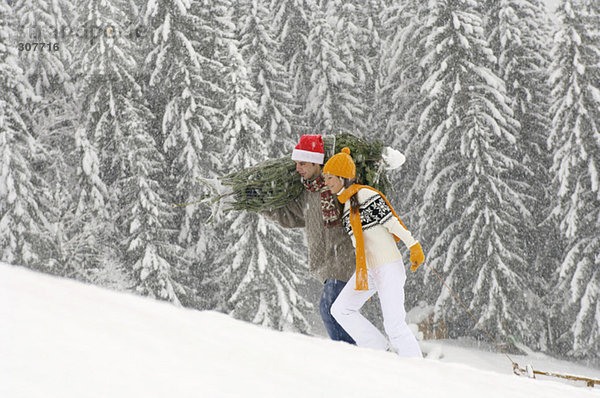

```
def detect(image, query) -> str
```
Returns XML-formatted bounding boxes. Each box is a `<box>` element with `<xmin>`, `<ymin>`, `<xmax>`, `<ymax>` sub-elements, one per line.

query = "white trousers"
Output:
<box><xmin>331</xmin><ymin>259</ymin><xmax>422</xmax><ymax>357</ymax></box>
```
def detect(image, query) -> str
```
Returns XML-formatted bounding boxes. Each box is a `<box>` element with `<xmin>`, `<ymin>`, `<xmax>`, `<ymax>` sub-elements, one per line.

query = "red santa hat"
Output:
<box><xmin>291</xmin><ymin>135</ymin><xmax>325</xmax><ymax>164</ymax></box>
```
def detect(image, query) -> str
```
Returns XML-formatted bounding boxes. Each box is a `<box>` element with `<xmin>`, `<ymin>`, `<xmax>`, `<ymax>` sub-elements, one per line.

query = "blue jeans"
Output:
<box><xmin>320</xmin><ymin>279</ymin><xmax>356</xmax><ymax>344</ymax></box>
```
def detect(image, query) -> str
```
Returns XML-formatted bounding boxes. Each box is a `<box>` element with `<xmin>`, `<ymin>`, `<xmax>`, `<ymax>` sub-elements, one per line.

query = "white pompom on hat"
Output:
<box><xmin>291</xmin><ymin>135</ymin><xmax>325</xmax><ymax>164</ymax></box>
<box><xmin>382</xmin><ymin>147</ymin><xmax>406</xmax><ymax>170</ymax></box>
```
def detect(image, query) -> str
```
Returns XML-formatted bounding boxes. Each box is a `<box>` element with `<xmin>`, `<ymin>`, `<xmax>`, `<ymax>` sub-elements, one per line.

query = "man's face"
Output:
<box><xmin>295</xmin><ymin>161</ymin><xmax>321</xmax><ymax>180</ymax></box>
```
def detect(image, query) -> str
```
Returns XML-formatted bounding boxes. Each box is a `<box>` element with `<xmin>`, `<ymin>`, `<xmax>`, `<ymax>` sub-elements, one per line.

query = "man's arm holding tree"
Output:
<box><xmin>259</xmin><ymin>194</ymin><xmax>306</xmax><ymax>228</ymax></box>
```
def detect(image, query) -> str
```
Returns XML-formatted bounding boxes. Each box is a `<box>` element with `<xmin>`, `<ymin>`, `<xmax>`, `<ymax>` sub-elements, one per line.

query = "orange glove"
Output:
<box><xmin>409</xmin><ymin>243</ymin><xmax>425</xmax><ymax>272</ymax></box>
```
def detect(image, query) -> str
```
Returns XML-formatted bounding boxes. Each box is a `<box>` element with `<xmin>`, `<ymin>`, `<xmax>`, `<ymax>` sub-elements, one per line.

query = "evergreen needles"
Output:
<box><xmin>201</xmin><ymin>133</ymin><xmax>391</xmax><ymax>213</ymax></box>
<box><xmin>323</xmin><ymin>132</ymin><xmax>391</xmax><ymax>194</ymax></box>
<box><xmin>221</xmin><ymin>157</ymin><xmax>303</xmax><ymax>212</ymax></box>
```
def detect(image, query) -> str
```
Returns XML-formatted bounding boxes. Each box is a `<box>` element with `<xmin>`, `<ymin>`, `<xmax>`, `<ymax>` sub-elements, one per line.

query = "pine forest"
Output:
<box><xmin>1</xmin><ymin>0</ymin><xmax>599</xmax><ymax>361</ymax></box>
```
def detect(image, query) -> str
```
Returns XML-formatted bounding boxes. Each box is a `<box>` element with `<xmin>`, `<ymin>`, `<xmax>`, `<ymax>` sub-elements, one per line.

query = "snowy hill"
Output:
<box><xmin>2</xmin><ymin>263</ymin><xmax>599</xmax><ymax>398</ymax></box>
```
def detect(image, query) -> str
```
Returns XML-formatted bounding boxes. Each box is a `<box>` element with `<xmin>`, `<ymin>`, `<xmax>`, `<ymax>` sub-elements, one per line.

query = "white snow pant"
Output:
<box><xmin>331</xmin><ymin>259</ymin><xmax>422</xmax><ymax>358</ymax></box>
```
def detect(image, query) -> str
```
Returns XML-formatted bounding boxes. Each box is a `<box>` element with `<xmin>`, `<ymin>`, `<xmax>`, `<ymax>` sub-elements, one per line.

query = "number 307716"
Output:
<box><xmin>18</xmin><ymin>43</ymin><xmax>60</xmax><ymax>51</ymax></box>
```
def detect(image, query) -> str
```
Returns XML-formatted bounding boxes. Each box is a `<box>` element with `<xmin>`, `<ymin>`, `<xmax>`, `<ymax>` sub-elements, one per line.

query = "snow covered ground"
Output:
<box><xmin>2</xmin><ymin>262</ymin><xmax>599</xmax><ymax>398</ymax></box>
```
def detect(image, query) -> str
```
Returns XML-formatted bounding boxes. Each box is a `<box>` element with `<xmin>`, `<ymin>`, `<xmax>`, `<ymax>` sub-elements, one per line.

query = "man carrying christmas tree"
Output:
<box><xmin>261</xmin><ymin>135</ymin><xmax>356</xmax><ymax>344</ymax></box>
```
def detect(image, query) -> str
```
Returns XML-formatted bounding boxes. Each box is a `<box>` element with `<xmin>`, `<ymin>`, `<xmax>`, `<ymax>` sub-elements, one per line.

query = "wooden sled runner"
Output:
<box><xmin>513</xmin><ymin>363</ymin><xmax>600</xmax><ymax>388</ymax></box>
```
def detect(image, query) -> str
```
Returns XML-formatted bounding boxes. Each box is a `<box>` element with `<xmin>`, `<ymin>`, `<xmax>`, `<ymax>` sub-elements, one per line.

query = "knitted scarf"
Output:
<box><xmin>303</xmin><ymin>175</ymin><xmax>340</xmax><ymax>227</ymax></box>
<box><xmin>338</xmin><ymin>184</ymin><xmax>407</xmax><ymax>291</ymax></box>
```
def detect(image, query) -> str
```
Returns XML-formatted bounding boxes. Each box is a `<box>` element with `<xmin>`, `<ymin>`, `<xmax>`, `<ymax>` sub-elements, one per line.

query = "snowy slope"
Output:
<box><xmin>1</xmin><ymin>263</ymin><xmax>599</xmax><ymax>398</ymax></box>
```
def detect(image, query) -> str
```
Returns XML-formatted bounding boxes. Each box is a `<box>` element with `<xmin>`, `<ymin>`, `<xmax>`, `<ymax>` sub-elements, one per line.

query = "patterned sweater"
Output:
<box><xmin>339</xmin><ymin>187</ymin><xmax>417</xmax><ymax>269</ymax></box>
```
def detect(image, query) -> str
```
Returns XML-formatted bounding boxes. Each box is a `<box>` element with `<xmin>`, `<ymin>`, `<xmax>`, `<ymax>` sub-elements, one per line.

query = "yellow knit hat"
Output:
<box><xmin>323</xmin><ymin>147</ymin><xmax>356</xmax><ymax>179</ymax></box>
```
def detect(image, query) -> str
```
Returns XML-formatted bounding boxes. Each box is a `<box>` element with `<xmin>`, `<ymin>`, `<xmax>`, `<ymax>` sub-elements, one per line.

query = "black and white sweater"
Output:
<box><xmin>339</xmin><ymin>187</ymin><xmax>417</xmax><ymax>269</ymax></box>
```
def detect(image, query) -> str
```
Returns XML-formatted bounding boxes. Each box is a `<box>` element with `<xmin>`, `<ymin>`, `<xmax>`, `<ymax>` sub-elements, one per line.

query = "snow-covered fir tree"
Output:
<box><xmin>144</xmin><ymin>0</ymin><xmax>231</xmax><ymax>267</ymax></box>
<box><xmin>304</xmin><ymin>6</ymin><xmax>363</xmax><ymax>134</ymax></box>
<box><xmin>408</xmin><ymin>0</ymin><xmax>534</xmax><ymax>343</ymax></box>
<box><xmin>11</xmin><ymin>0</ymin><xmax>85</xmax><ymax>278</ymax></box>
<box><xmin>321</xmin><ymin>0</ymin><xmax>373</xmax><ymax>134</ymax></box>
<box><xmin>209</xmin><ymin>46</ymin><xmax>313</xmax><ymax>332</ymax></box>
<box><xmin>0</xmin><ymin>1</ymin><xmax>45</xmax><ymax>269</ymax></box>
<box><xmin>69</xmin><ymin>126</ymin><xmax>110</xmax><ymax>275</ymax></box>
<box><xmin>270</xmin><ymin>0</ymin><xmax>315</xmax><ymax>119</ymax></box>
<box><xmin>69</xmin><ymin>0</ymin><xmax>186</xmax><ymax>298</ymax></box>
<box><xmin>483</xmin><ymin>0</ymin><xmax>554</xmax><ymax>347</ymax></box>
<box><xmin>70</xmin><ymin>0</ymin><xmax>134</xmax><ymax>196</ymax></box>
<box><xmin>547</xmin><ymin>0</ymin><xmax>600</xmax><ymax>358</ymax></box>
<box><xmin>354</xmin><ymin>0</ymin><xmax>388</xmax><ymax>138</ymax></box>
<box><xmin>236</xmin><ymin>0</ymin><xmax>299</xmax><ymax>153</ymax></box>
<box><xmin>378</xmin><ymin>0</ymin><xmax>424</xmax><ymax>146</ymax></box>
<box><xmin>376</xmin><ymin>0</ymin><xmax>433</xmax><ymax>228</ymax></box>
<box><xmin>118</xmin><ymin>113</ymin><xmax>190</xmax><ymax>306</ymax></box>
<box><xmin>12</xmin><ymin>0</ymin><xmax>73</xmax><ymax>98</ymax></box>
<box><xmin>71</xmin><ymin>0</ymin><xmax>150</xmax><ymax>189</ymax></box>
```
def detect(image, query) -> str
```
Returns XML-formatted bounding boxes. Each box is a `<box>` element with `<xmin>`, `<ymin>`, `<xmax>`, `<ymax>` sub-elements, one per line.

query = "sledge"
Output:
<box><xmin>513</xmin><ymin>363</ymin><xmax>600</xmax><ymax>388</ymax></box>
<box><xmin>425</xmin><ymin>261</ymin><xmax>600</xmax><ymax>389</ymax></box>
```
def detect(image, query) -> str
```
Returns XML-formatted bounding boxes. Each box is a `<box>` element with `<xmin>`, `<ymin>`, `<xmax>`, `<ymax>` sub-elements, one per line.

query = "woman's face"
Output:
<box><xmin>324</xmin><ymin>173</ymin><xmax>344</xmax><ymax>194</ymax></box>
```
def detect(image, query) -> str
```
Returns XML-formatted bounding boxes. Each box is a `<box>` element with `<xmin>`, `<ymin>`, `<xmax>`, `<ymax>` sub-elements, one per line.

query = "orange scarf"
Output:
<box><xmin>338</xmin><ymin>184</ymin><xmax>407</xmax><ymax>290</ymax></box>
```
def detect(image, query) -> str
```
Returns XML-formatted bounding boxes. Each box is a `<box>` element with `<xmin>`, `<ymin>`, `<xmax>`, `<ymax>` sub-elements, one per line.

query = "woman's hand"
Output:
<box><xmin>409</xmin><ymin>243</ymin><xmax>425</xmax><ymax>271</ymax></box>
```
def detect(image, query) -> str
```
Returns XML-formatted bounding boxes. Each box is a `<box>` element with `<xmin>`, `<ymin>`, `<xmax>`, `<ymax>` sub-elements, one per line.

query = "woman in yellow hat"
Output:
<box><xmin>323</xmin><ymin>147</ymin><xmax>425</xmax><ymax>357</ymax></box>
